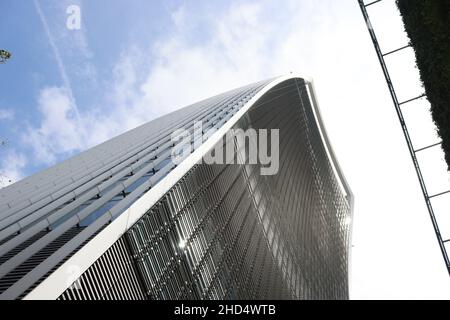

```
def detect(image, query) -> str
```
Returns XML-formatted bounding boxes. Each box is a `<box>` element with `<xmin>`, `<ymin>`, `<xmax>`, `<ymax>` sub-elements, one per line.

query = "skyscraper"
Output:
<box><xmin>0</xmin><ymin>75</ymin><xmax>353</xmax><ymax>300</ymax></box>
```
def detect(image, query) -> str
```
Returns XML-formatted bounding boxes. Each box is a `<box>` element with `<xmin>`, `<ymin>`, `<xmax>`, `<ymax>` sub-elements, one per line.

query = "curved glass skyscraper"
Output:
<box><xmin>0</xmin><ymin>75</ymin><xmax>353</xmax><ymax>300</ymax></box>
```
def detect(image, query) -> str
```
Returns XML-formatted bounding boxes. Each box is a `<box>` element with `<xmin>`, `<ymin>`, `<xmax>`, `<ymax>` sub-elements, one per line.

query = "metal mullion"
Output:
<box><xmin>66</xmin><ymin>287</ymin><xmax>74</xmax><ymax>300</ymax></box>
<box><xmin>150</xmin><ymin>246</ymin><xmax>163</xmax><ymax>282</ymax></box>
<box><xmin>71</xmin><ymin>280</ymin><xmax>83</xmax><ymax>300</ymax></box>
<box><xmin>102</xmin><ymin>250</ymin><xmax>123</xmax><ymax>300</ymax></box>
<box><xmin>183</xmin><ymin>242</ymin><xmax>196</xmax><ymax>271</ymax></box>
<box><xmin>143</xmin><ymin>254</ymin><xmax>157</xmax><ymax>290</ymax></box>
<box><xmin>78</xmin><ymin>274</ymin><xmax>92</xmax><ymax>300</ymax></box>
<box><xmin>73</xmin><ymin>279</ymin><xmax>85</xmax><ymax>300</ymax></box>
<box><xmin>97</xmin><ymin>256</ymin><xmax>116</xmax><ymax>300</ymax></box>
<box><xmin>110</xmin><ymin>249</ymin><xmax>130</xmax><ymax>300</ymax></box>
<box><xmin>159</xmin><ymin>237</ymin><xmax>171</xmax><ymax>269</ymax></box>
<box><xmin>85</xmin><ymin>267</ymin><xmax>102</xmax><ymax>300</ymax></box>
<box><xmin>109</xmin><ymin>243</ymin><xmax>133</xmax><ymax>299</ymax></box>
<box><xmin>191</xmin><ymin>236</ymin><xmax>202</xmax><ymax>269</ymax></box>
<box><xmin>91</xmin><ymin>262</ymin><xmax>109</xmax><ymax>299</ymax></box>
<box><xmin>120</xmin><ymin>246</ymin><xmax>145</xmax><ymax>300</ymax></box>
<box><xmin>156</xmin><ymin>241</ymin><xmax>169</xmax><ymax>281</ymax></box>
<box><xmin>167</xmin><ymin>271</ymin><xmax>178</xmax><ymax>299</ymax></box>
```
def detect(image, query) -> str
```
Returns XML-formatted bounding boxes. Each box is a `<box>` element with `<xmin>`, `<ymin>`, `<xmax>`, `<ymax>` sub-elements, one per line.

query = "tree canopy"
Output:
<box><xmin>0</xmin><ymin>49</ymin><xmax>12</xmax><ymax>63</ymax></box>
<box><xmin>396</xmin><ymin>0</ymin><xmax>450</xmax><ymax>170</ymax></box>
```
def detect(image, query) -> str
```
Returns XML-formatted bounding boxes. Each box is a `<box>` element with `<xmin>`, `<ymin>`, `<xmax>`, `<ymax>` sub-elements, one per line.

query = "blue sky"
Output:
<box><xmin>1</xmin><ymin>0</ymin><xmax>450</xmax><ymax>299</ymax></box>
<box><xmin>0</xmin><ymin>0</ymin><xmax>299</xmax><ymax>179</ymax></box>
<box><xmin>1</xmin><ymin>0</ymin><xmax>184</xmax><ymax>178</ymax></box>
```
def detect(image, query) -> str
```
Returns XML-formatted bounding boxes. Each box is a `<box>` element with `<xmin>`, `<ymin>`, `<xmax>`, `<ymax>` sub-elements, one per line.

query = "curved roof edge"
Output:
<box><xmin>25</xmin><ymin>74</ymin><xmax>353</xmax><ymax>299</ymax></box>
<box><xmin>303</xmin><ymin>79</ymin><xmax>354</xmax><ymax>297</ymax></box>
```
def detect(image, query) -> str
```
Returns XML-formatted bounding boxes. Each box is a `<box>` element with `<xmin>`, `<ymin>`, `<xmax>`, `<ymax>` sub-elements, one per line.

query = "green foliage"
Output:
<box><xmin>396</xmin><ymin>0</ymin><xmax>450</xmax><ymax>170</ymax></box>
<box><xmin>0</xmin><ymin>49</ymin><xmax>12</xmax><ymax>63</ymax></box>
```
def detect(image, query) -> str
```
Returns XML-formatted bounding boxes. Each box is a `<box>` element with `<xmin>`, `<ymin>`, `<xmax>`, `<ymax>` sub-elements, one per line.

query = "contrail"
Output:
<box><xmin>33</xmin><ymin>0</ymin><xmax>87</xmax><ymax>143</ymax></box>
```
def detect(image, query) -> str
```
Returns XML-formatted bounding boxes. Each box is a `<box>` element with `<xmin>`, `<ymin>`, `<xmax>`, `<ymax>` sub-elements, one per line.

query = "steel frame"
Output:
<box><xmin>358</xmin><ymin>0</ymin><xmax>450</xmax><ymax>275</ymax></box>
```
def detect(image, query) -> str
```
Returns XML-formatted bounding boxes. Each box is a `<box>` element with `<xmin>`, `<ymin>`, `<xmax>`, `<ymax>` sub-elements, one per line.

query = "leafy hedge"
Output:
<box><xmin>396</xmin><ymin>0</ymin><xmax>450</xmax><ymax>170</ymax></box>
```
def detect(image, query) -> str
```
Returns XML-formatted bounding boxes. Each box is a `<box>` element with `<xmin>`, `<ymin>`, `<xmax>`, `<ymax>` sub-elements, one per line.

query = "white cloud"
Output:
<box><xmin>24</xmin><ymin>1</ymin><xmax>278</xmax><ymax>165</ymax></box>
<box><xmin>33</xmin><ymin>0</ymin><xmax>89</xmax><ymax>140</ymax></box>
<box><xmin>25</xmin><ymin>1</ymin><xmax>276</xmax><ymax>163</ymax></box>
<box><xmin>24</xmin><ymin>86</ymin><xmax>84</xmax><ymax>164</ymax></box>
<box><xmin>0</xmin><ymin>151</ymin><xmax>27</xmax><ymax>187</ymax></box>
<box><xmin>0</xmin><ymin>109</ymin><xmax>14</xmax><ymax>121</ymax></box>
<box><xmin>170</xmin><ymin>5</ymin><xmax>187</xmax><ymax>29</ymax></box>
<box><xmin>138</xmin><ymin>1</ymin><xmax>274</xmax><ymax>116</ymax></box>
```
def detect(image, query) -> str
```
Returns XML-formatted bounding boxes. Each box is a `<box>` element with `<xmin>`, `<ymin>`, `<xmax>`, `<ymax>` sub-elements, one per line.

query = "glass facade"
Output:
<box><xmin>59</xmin><ymin>79</ymin><xmax>351</xmax><ymax>300</ymax></box>
<box><xmin>0</xmin><ymin>79</ymin><xmax>269</xmax><ymax>299</ymax></box>
<box><xmin>0</xmin><ymin>76</ymin><xmax>352</xmax><ymax>300</ymax></box>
